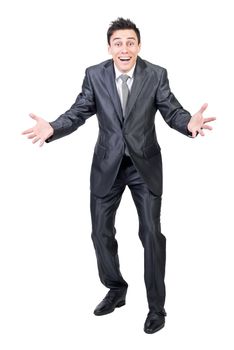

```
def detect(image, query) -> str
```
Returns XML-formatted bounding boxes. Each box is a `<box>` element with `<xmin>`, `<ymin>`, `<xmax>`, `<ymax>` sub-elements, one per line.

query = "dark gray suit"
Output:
<box><xmin>47</xmin><ymin>56</ymin><xmax>192</xmax><ymax>313</ymax></box>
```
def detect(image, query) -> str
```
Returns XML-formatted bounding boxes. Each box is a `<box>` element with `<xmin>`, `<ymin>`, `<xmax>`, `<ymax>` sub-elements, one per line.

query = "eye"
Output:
<box><xmin>114</xmin><ymin>42</ymin><xmax>121</xmax><ymax>47</ymax></box>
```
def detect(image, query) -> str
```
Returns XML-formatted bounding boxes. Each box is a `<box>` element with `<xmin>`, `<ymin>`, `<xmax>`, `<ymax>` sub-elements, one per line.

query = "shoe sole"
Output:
<box><xmin>94</xmin><ymin>300</ymin><xmax>125</xmax><ymax>316</ymax></box>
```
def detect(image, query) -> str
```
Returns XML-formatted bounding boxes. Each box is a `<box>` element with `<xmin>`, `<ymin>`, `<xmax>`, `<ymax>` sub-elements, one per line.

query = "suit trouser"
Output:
<box><xmin>90</xmin><ymin>155</ymin><xmax>166</xmax><ymax>313</ymax></box>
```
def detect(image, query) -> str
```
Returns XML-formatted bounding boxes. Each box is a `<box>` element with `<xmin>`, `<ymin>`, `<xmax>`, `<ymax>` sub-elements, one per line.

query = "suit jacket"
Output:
<box><xmin>47</xmin><ymin>56</ymin><xmax>192</xmax><ymax>197</ymax></box>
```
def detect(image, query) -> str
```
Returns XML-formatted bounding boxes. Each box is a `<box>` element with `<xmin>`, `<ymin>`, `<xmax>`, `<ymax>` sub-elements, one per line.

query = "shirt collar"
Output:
<box><xmin>114</xmin><ymin>63</ymin><xmax>136</xmax><ymax>80</ymax></box>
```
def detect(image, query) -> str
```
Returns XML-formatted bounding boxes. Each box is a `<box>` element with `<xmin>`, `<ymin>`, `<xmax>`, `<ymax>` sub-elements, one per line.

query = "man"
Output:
<box><xmin>22</xmin><ymin>18</ymin><xmax>215</xmax><ymax>334</ymax></box>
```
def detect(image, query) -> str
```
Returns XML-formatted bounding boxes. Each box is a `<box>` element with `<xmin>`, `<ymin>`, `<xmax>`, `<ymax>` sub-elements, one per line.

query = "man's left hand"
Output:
<box><xmin>188</xmin><ymin>103</ymin><xmax>216</xmax><ymax>138</ymax></box>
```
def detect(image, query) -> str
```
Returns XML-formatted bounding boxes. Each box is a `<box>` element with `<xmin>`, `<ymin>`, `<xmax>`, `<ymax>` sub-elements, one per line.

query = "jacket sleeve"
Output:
<box><xmin>46</xmin><ymin>68</ymin><xmax>96</xmax><ymax>143</ymax></box>
<box><xmin>156</xmin><ymin>68</ymin><xmax>193</xmax><ymax>137</ymax></box>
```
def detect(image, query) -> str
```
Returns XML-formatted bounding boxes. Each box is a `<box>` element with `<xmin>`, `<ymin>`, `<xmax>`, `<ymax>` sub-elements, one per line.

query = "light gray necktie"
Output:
<box><xmin>119</xmin><ymin>74</ymin><xmax>130</xmax><ymax>117</ymax></box>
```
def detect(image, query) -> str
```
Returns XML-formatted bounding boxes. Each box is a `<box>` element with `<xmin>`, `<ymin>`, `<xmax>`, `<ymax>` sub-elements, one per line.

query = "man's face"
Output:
<box><xmin>108</xmin><ymin>29</ymin><xmax>141</xmax><ymax>73</ymax></box>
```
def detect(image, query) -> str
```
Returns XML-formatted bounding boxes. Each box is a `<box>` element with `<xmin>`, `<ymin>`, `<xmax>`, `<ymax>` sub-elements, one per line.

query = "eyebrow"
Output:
<box><xmin>113</xmin><ymin>37</ymin><xmax>136</xmax><ymax>41</ymax></box>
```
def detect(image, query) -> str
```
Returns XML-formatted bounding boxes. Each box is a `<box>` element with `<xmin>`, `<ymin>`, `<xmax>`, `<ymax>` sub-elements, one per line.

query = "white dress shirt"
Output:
<box><xmin>114</xmin><ymin>64</ymin><xmax>135</xmax><ymax>155</ymax></box>
<box><xmin>114</xmin><ymin>64</ymin><xmax>135</xmax><ymax>107</ymax></box>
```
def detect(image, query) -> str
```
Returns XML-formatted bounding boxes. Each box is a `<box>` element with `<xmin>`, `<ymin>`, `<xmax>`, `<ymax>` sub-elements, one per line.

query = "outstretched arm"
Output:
<box><xmin>156</xmin><ymin>69</ymin><xmax>216</xmax><ymax>137</ymax></box>
<box><xmin>22</xmin><ymin>68</ymin><xmax>96</xmax><ymax>146</ymax></box>
<box><xmin>22</xmin><ymin>113</ymin><xmax>54</xmax><ymax>147</ymax></box>
<box><xmin>187</xmin><ymin>103</ymin><xmax>216</xmax><ymax>138</ymax></box>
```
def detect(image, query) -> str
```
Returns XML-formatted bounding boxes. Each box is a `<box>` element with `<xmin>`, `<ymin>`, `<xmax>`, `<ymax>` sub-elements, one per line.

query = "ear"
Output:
<box><xmin>108</xmin><ymin>45</ymin><xmax>112</xmax><ymax>55</ymax></box>
<box><xmin>138</xmin><ymin>43</ymin><xmax>141</xmax><ymax>53</ymax></box>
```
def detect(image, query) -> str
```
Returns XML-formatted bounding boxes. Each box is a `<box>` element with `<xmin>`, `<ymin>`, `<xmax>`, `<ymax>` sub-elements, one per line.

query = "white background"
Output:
<box><xmin>0</xmin><ymin>0</ymin><xmax>233</xmax><ymax>349</ymax></box>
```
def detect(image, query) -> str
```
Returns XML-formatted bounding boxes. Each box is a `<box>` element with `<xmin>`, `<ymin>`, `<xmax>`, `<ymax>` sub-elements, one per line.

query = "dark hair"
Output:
<box><xmin>107</xmin><ymin>17</ymin><xmax>141</xmax><ymax>45</ymax></box>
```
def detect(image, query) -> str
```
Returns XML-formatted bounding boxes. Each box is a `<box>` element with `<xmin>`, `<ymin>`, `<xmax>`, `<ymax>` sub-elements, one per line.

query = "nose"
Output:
<box><xmin>121</xmin><ymin>45</ymin><xmax>128</xmax><ymax>53</ymax></box>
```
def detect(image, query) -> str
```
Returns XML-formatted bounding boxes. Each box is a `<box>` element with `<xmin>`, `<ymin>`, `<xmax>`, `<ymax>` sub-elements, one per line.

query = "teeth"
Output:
<box><xmin>120</xmin><ymin>58</ymin><xmax>130</xmax><ymax>61</ymax></box>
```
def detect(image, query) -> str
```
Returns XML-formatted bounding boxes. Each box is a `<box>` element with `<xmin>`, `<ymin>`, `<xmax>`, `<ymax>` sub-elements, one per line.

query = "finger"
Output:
<box><xmin>202</xmin><ymin>124</ymin><xmax>212</xmax><ymax>130</ymax></box>
<box><xmin>29</xmin><ymin>113</ymin><xmax>40</xmax><ymax>121</ymax></box>
<box><xmin>39</xmin><ymin>139</ymin><xmax>45</xmax><ymax>147</ymax></box>
<box><xmin>22</xmin><ymin>127</ymin><xmax>34</xmax><ymax>135</ymax></box>
<box><xmin>199</xmin><ymin>128</ymin><xmax>205</xmax><ymax>136</ymax></box>
<box><xmin>32</xmin><ymin>136</ymin><xmax>40</xmax><ymax>144</ymax></box>
<box><xmin>203</xmin><ymin>117</ymin><xmax>216</xmax><ymax>123</ymax></box>
<box><xmin>198</xmin><ymin>103</ymin><xmax>208</xmax><ymax>114</ymax></box>
<box><xmin>27</xmin><ymin>133</ymin><xmax>36</xmax><ymax>139</ymax></box>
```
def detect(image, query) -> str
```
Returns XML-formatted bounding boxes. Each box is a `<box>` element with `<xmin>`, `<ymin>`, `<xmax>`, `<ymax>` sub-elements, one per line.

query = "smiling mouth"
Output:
<box><xmin>119</xmin><ymin>57</ymin><xmax>131</xmax><ymax>62</ymax></box>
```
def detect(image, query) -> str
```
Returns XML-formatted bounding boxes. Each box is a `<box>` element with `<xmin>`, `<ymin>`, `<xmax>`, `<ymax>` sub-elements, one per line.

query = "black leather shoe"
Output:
<box><xmin>144</xmin><ymin>310</ymin><xmax>166</xmax><ymax>334</ymax></box>
<box><xmin>94</xmin><ymin>289</ymin><xmax>126</xmax><ymax>316</ymax></box>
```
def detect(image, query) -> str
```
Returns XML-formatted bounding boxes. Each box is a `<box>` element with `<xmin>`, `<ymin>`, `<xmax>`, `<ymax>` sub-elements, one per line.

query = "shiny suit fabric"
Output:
<box><xmin>46</xmin><ymin>56</ymin><xmax>192</xmax><ymax>313</ymax></box>
<box><xmin>47</xmin><ymin>56</ymin><xmax>192</xmax><ymax>197</ymax></box>
<box><xmin>90</xmin><ymin>155</ymin><xmax>166</xmax><ymax>313</ymax></box>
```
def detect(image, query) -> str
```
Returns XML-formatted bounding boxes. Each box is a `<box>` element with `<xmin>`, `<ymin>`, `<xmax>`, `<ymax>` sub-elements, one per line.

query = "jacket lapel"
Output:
<box><xmin>125</xmin><ymin>56</ymin><xmax>148</xmax><ymax>120</ymax></box>
<box><xmin>103</xmin><ymin>57</ymin><xmax>148</xmax><ymax>123</ymax></box>
<box><xmin>103</xmin><ymin>60</ymin><xmax>123</xmax><ymax>123</ymax></box>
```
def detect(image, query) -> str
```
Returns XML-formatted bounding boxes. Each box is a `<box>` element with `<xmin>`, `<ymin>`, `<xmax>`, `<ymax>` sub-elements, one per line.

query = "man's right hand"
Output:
<box><xmin>22</xmin><ymin>113</ymin><xmax>54</xmax><ymax>147</ymax></box>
